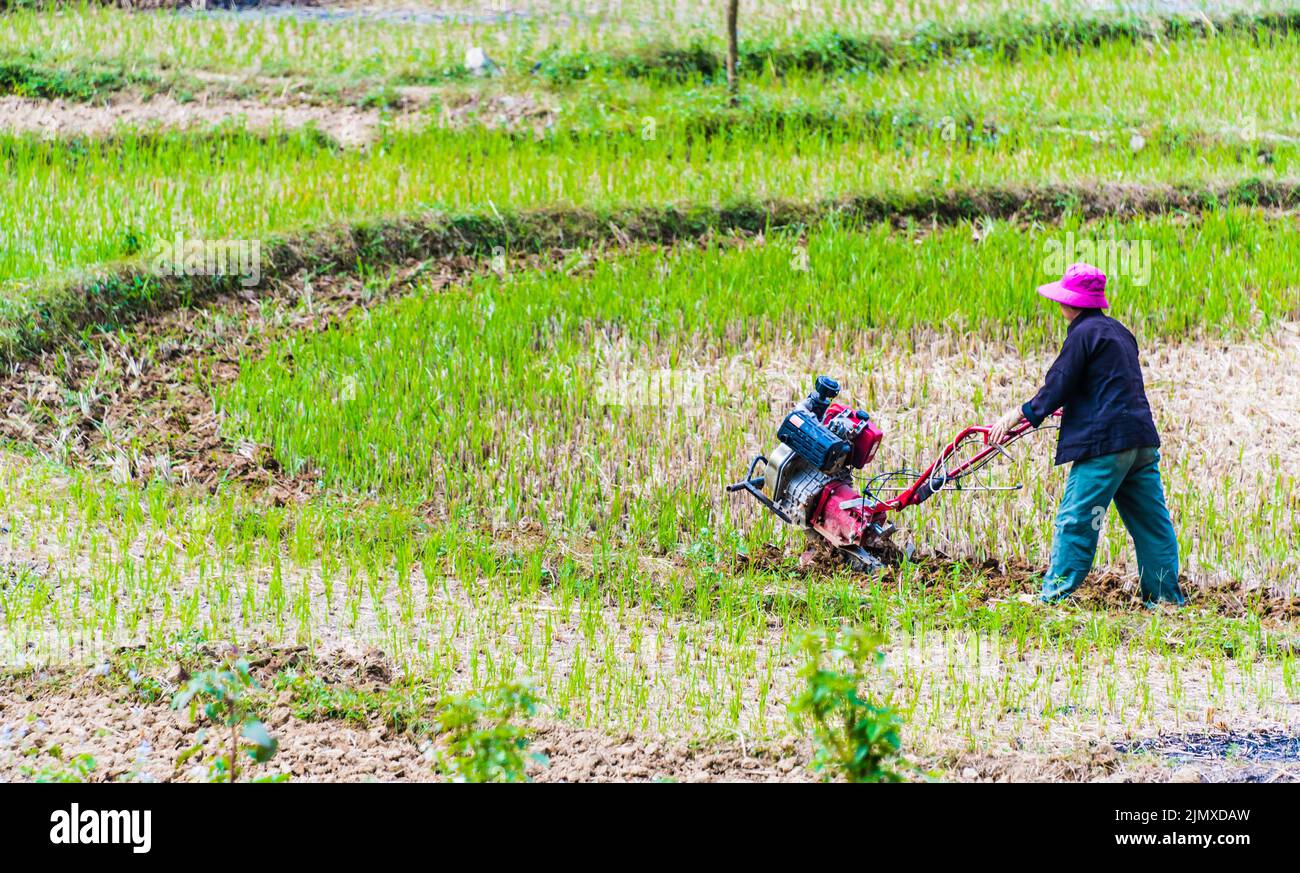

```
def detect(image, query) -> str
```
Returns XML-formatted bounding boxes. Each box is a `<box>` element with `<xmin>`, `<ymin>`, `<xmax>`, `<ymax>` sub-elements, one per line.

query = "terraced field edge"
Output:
<box><xmin>4</xmin><ymin>175</ymin><xmax>1296</xmax><ymax>365</ymax></box>
<box><xmin>534</xmin><ymin>10</ymin><xmax>1300</xmax><ymax>84</ymax></box>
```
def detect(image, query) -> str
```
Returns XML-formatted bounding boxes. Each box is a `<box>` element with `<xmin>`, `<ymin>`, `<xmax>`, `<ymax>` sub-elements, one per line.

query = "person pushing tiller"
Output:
<box><xmin>989</xmin><ymin>262</ymin><xmax>1184</xmax><ymax>606</ymax></box>
<box><xmin>728</xmin><ymin>262</ymin><xmax>1184</xmax><ymax>607</ymax></box>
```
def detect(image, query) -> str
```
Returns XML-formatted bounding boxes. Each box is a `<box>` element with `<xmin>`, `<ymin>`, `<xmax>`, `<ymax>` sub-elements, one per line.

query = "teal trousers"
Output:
<box><xmin>1042</xmin><ymin>447</ymin><xmax>1184</xmax><ymax>605</ymax></box>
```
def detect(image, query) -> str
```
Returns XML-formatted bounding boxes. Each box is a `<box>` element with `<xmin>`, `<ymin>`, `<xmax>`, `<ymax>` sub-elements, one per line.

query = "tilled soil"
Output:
<box><xmin>7</xmin><ymin>642</ymin><xmax>1288</xmax><ymax>783</ymax></box>
<box><xmin>529</xmin><ymin>725</ymin><xmax>805</xmax><ymax>783</ymax></box>
<box><xmin>737</xmin><ymin>541</ymin><xmax>1300</xmax><ymax>622</ymax></box>
<box><xmin>0</xmin><ymin>644</ymin><xmax>806</xmax><ymax>783</ymax></box>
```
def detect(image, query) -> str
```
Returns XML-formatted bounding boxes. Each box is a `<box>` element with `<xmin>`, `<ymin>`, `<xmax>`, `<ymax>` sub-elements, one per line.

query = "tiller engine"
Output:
<box><xmin>728</xmin><ymin>376</ymin><xmax>1055</xmax><ymax>570</ymax></box>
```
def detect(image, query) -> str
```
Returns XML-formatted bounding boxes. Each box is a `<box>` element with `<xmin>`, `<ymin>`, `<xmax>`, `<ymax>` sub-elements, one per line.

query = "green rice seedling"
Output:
<box><xmin>2</xmin><ymin>68</ymin><xmax>1295</xmax><ymax>289</ymax></box>
<box><xmin>21</xmin><ymin>752</ymin><xmax>97</xmax><ymax>783</ymax></box>
<box><xmin>531</xmin><ymin>28</ymin><xmax>1300</xmax><ymax>140</ymax></box>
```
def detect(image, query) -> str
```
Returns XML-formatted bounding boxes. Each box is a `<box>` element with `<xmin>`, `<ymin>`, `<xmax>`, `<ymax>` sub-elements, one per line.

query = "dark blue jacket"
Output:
<box><xmin>1021</xmin><ymin>309</ymin><xmax>1160</xmax><ymax>465</ymax></box>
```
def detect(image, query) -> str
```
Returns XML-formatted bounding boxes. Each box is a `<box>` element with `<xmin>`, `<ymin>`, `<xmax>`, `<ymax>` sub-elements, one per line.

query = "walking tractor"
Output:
<box><xmin>727</xmin><ymin>376</ymin><xmax>1059</xmax><ymax>570</ymax></box>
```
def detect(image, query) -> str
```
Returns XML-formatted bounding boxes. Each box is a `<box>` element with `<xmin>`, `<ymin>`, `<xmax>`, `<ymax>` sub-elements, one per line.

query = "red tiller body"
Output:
<box><xmin>824</xmin><ymin>402</ymin><xmax>883</xmax><ymax>467</ymax></box>
<box><xmin>727</xmin><ymin>375</ymin><xmax>1061</xmax><ymax>565</ymax></box>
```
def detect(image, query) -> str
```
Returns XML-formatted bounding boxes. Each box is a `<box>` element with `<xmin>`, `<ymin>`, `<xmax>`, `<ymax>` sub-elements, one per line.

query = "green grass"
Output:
<box><xmin>3</xmin><ymin>3</ymin><xmax>1296</xmax><ymax>95</ymax></box>
<box><xmin>0</xmin><ymin>55</ymin><xmax>151</xmax><ymax>99</ymax></box>
<box><xmin>5</xmin><ymin>26</ymin><xmax>1300</xmax><ymax>292</ymax></box>
<box><xmin>551</xmin><ymin>29</ymin><xmax>1300</xmax><ymax>138</ymax></box>
<box><xmin>1</xmin><ymin>111</ymin><xmax>1291</xmax><ymax>289</ymax></box>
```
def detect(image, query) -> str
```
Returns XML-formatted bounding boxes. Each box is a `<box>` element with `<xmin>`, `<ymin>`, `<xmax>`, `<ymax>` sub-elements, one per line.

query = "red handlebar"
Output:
<box><xmin>883</xmin><ymin>410</ymin><xmax>1061</xmax><ymax>512</ymax></box>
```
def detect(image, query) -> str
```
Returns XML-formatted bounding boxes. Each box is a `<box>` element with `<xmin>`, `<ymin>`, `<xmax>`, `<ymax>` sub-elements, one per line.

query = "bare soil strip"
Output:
<box><xmin>4</xmin><ymin>643</ymin><xmax>1292</xmax><ymax>782</ymax></box>
<box><xmin>0</xmin><ymin>94</ymin><xmax>424</xmax><ymax>148</ymax></box>
<box><xmin>0</xmin><ymin>91</ymin><xmax>564</xmax><ymax>143</ymax></box>
<box><xmin>0</xmin><ymin>642</ymin><xmax>805</xmax><ymax>783</ymax></box>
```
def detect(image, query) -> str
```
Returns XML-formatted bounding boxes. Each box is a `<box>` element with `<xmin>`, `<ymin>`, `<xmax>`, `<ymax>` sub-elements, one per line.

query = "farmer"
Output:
<box><xmin>988</xmin><ymin>262</ymin><xmax>1184</xmax><ymax>606</ymax></box>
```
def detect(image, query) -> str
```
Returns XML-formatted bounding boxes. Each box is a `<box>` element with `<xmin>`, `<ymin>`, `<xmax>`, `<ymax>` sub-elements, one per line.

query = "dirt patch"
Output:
<box><xmin>0</xmin><ymin>90</ymin><xmax>560</xmax><ymax>145</ymax></box>
<box><xmin>529</xmin><ymin>724</ymin><xmax>806</xmax><ymax>783</ymax></box>
<box><xmin>0</xmin><ymin>644</ymin><xmax>805</xmax><ymax>783</ymax></box>
<box><xmin>934</xmin><ymin>747</ymin><xmax>1293</xmax><ymax>783</ymax></box>
<box><xmin>0</xmin><ymin>679</ymin><xmax>432</xmax><ymax>783</ymax></box>
<box><xmin>436</xmin><ymin>91</ymin><xmax>557</xmax><ymax>133</ymax></box>
<box><xmin>0</xmin><ymin>95</ymin><xmax>429</xmax><ymax>148</ymax></box>
<box><xmin>933</xmin><ymin>730</ymin><xmax>1300</xmax><ymax>783</ymax></box>
<box><xmin>935</xmin><ymin>742</ymin><xmax>1135</xmax><ymax>783</ymax></box>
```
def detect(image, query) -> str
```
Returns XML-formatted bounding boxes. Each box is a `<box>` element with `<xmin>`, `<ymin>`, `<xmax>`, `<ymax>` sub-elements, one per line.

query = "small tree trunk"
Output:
<box><xmin>726</xmin><ymin>0</ymin><xmax>739</xmax><ymax>106</ymax></box>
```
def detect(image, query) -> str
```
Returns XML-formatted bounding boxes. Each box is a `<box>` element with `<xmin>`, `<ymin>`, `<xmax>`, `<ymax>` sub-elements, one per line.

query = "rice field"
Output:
<box><xmin>6</xmin><ymin>24</ymin><xmax>1300</xmax><ymax>289</ymax></box>
<box><xmin>0</xmin><ymin>0</ymin><xmax>1298</xmax><ymax>786</ymax></box>
<box><xmin>218</xmin><ymin>214</ymin><xmax>1298</xmax><ymax>580</ymax></box>
<box><xmin>5</xmin><ymin>1</ymin><xmax>1279</xmax><ymax>85</ymax></box>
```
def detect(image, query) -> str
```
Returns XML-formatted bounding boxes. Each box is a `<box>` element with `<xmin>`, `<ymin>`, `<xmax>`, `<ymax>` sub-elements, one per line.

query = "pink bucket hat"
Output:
<box><xmin>1037</xmin><ymin>262</ymin><xmax>1108</xmax><ymax>309</ymax></box>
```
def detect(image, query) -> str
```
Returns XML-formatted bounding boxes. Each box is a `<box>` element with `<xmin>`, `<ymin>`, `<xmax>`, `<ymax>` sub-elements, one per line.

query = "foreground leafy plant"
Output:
<box><xmin>22</xmin><ymin>753</ymin><xmax>96</xmax><ymax>783</ymax></box>
<box><xmin>173</xmin><ymin>654</ymin><xmax>280</xmax><ymax>783</ymax></box>
<box><xmin>433</xmin><ymin>681</ymin><xmax>545</xmax><ymax>783</ymax></box>
<box><xmin>790</xmin><ymin>626</ymin><xmax>903</xmax><ymax>783</ymax></box>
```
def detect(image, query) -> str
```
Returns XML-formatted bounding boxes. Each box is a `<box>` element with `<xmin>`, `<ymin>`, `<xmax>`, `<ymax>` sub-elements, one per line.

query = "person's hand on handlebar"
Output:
<box><xmin>989</xmin><ymin>406</ymin><xmax>1024</xmax><ymax>445</ymax></box>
